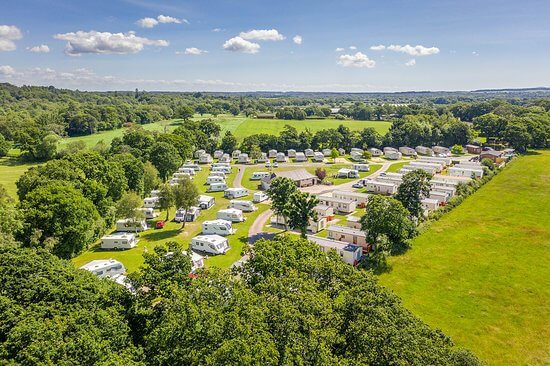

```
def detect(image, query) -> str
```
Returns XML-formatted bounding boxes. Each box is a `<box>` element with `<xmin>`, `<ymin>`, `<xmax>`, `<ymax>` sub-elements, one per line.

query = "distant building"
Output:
<box><xmin>261</xmin><ymin>168</ymin><xmax>317</xmax><ymax>190</ymax></box>
<box><xmin>256</xmin><ymin>113</ymin><xmax>276</xmax><ymax>119</ymax></box>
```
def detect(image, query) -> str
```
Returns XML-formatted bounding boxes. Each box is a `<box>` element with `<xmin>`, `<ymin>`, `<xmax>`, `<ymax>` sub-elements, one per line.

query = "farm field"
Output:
<box><xmin>379</xmin><ymin>151</ymin><xmax>550</xmax><ymax>365</ymax></box>
<box><xmin>0</xmin><ymin>157</ymin><xmax>38</xmax><ymax>199</ymax></box>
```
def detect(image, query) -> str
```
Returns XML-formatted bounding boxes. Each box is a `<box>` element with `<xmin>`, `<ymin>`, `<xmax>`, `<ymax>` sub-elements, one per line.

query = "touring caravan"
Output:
<box><xmin>80</xmin><ymin>259</ymin><xmax>126</xmax><ymax>278</ymax></box>
<box><xmin>206</xmin><ymin>176</ymin><xmax>226</xmax><ymax>185</ymax></box>
<box><xmin>101</xmin><ymin>233</ymin><xmax>138</xmax><ymax>250</ymax></box>
<box><xmin>212</xmin><ymin>165</ymin><xmax>232</xmax><ymax>174</ymax></box>
<box><xmin>209</xmin><ymin>171</ymin><xmax>226</xmax><ymax>178</ymax></box>
<box><xmin>181</xmin><ymin>163</ymin><xmax>201</xmax><ymax>171</ymax></box>
<box><xmin>352</xmin><ymin>163</ymin><xmax>370</xmax><ymax>172</ymax></box>
<box><xmin>197</xmin><ymin>195</ymin><xmax>215</xmax><ymax>209</ymax></box>
<box><xmin>194</xmin><ymin>149</ymin><xmax>206</xmax><ymax>159</ymax></box>
<box><xmin>143</xmin><ymin>196</ymin><xmax>160</xmax><ymax>208</ymax></box>
<box><xmin>199</xmin><ymin>153</ymin><xmax>213</xmax><ymax>164</ymax></box>
<box><xmin>251</xmin><ymin>171</ymin><xmax>270</xmax><ymax>180</ymax></box>
<box><xmin>337</xmin><ymin>168</ymin><xmax>359</xmax><ymax>178</ymax></box>
<box><xmin>207</xmin><ymin>182</ymin><xmax>228</xmax><ymax>192</ymax></box>
<box><xmin>276</xmin><ymin>152</ymin><xmax>287</xmax><ymax>162</ymax></box>
<box><xmin>253</xmin><ymin>191</ymin><xmax>268</xmax><ymax>203</ymax></box>
<box><xmin>116</xmin><ymin>219</ymin><xmax>148</xmax><ymax>232</ymax></box>
<box><xmin>217</xmin><ymin>208</ymin><xmax>245</xmax><ymax>222</ymax></box>
<box><xmin>268</xmin><ymin>149</ymin><xmax>278</xmax><ymax>158</ymax></box>
<box><xmin>224</xmin><ymin>188</ymin><xmax>248</xmax><ymax>199</ymax></box>
<box><xmin>229</xmin><ymin>200</ymin><xmax>257</xmax><ymax>212</ymax></box>
<box><xmin>322</xmin><ymin>148</ymin><xmax>332</xmax><ymax>157</ymax></box>
<box><xmin>191</xmin><ymin>235</ymin><xmax>230</xmax><ymax>255</ymax></box>
<box><xmin>295</xmin><ymin>152</ymin><xmax>307</xmax><ymax>162</ymax></box>
<box><xmin>174</xmin><ymin>208</ymin><xmax>186</xmax><ymax>223</ymax></box>
<box><xmin>238</xmin><ymin>153</ymin><xmax>251</xmax><ymax>164</ymax></box>
<box><xmin>202</xmin><ymin>219</ymin><xmax>235</xmax><ymax>236</ymax></box>
<box><xmin>231</xmin><ymin>150</ymin><xmax>241</xmax><ymax>159</ymax></box>
<box><xmin>138</xmin><ymin>207</ymin><xmax>158</xmax><ymax>219</ymax></box>
<box><xmin>185</xmin><ymin>206</ymin><xmax>201</xmax><ymax>222</ymax></box>
<box><xmin>178</xmin><ymin>167</ymin><xmax>196</xmax><ymax>175</ymax></box>
<box><xmin>213</xmin><ymin>150</ymin><xmax>224</xmax><ymax>159</ymax></box>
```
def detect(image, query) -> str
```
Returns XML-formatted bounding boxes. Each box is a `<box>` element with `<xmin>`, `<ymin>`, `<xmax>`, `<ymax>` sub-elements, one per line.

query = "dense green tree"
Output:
<box><xmin>0</xmin><ymin>185</ymin><xmax>21</xmax><ymax>245</ymax></box>
<box><xmin>220</xmin><ymin>130</ymin><xmax>238</xmax><ymax>153</ymax></box>
<box><xmin>172</xmin><ymin>177</ymin><xmax>199</xmax><ymax>228</ymax></box>
<box><xmin>472</xmin><ymin>113</ymin><xmax>508</xmax><ymax>139</ymax></box>
<box><xmin>266</xmin><ymin>177</ymin><xmax>298</xmax><ymax>224</ymax></box>
<box><xmin>111</xmin><ymin>153</ymin><xmax>145</xmax><ymax>195</ymax></box>
<box><xmin>143</xmin><ymin>161</ymin><xmax>160</xmax><ymax>196</ymax></box>
<box><xmin>158</xmin><ymin>183</ymin><xmax>175</xmax><ymax>220</ymax></box>
<box><xmin>359</xmin><ymin>127</ymin><xmax>382</xmax><ymax>148</ymax></box>
<box><xmin>0</xmin><ymin>133</ymin><xmax>11</xmax><ymax>157</ymax></box>
<box><xmin>395</xmin><ymin>170</ymin><xmax>433</xmax><ymax>218</ymax></box>
<box><xmin>286</xmin><ymin>192</ymin><xmax>319</xmax><ymax>238</ymax></box>
<box><xmin>149</xmin><ymin>142</ymin><xmax>182</xmax><ymax>181</ymax></box>
<box><xmin>175</xmin><ymin>105</ymin><xmax>195</xmax><ymax>121</ymax></box>
<box><xmin>504</xmin><ymin>120</ymin><xmax>532</xmax><ymax>153</ymax></box>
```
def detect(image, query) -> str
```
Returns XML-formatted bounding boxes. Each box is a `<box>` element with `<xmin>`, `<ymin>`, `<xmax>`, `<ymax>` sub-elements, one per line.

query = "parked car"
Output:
<box><xmin>265</xmin><ymin>162</ymin><xmax>271</xmax><ymax>168</ymax></box>
<box><xmin>352</xmin><ymin>182</ymin><xmax>364</xmax><ymax>189</ymax></box>
<box><xmin>273</xmin><ymin>162</ymin><xmax>279</xmax><ymax>167</ymax></box>
<box><xmin>155</xmin><ymin>220</ymin><xmax>166</xmax><ymax>229</ymax></box>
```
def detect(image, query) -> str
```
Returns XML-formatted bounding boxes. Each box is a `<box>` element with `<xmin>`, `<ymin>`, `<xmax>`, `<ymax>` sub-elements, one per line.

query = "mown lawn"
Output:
<box><xmin>385</xmin><ymin>161</ymin><xmax>409</xmax><ymax>173</ymax></box>
<box><xmin>379</xmin><ymin>150</ymin><xmax>550</xmax><ymax>365</ymax></box>
<box><xmin>0</xmin><ymin>157</ymin><xmax>38</xmax><ymax>200</ymax></box>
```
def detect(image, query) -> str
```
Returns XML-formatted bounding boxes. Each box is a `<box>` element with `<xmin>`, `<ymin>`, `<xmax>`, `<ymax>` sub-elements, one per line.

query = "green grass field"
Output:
<box><xmin>379</xmin><ymin>151</ymin><xmax>550</xmax><ymax>365</ymax></box>
<box><xmin>0</xmin><ymin>158</ymin><xmax>38</xmax><ymax>199</ymax></box>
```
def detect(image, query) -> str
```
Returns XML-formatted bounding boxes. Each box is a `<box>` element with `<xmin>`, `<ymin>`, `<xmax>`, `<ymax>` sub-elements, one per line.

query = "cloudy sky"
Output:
<box><xmin>0</xmin><ymin>0</ymin><xmax>549</xmax><ymax>92</ymax></box>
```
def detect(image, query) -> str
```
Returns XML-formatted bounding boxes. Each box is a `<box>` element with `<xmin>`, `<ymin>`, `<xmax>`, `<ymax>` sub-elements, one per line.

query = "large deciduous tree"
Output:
<box><xmin>286</xmin><ymin>192</ymin><xmax>319</xmax><ymax>238</ymax></box>
<box><xmin>149</xmin><ymin>142</ymin><xmax>182</xmax><ymax>182</ymax></box>
<box><xmin>395</xmin><ymin>169</ymin><xmax>433</xmax><ymax>218</ymax></box>
<box><xmin>172</xmin><ymin>177</ymin><xmax>199</xmax><ymax>229</ymax></box>
<box><xmin>266</xmin><ymin>177</ymin><xmax>298</xmax><ymax>225</ymax></box>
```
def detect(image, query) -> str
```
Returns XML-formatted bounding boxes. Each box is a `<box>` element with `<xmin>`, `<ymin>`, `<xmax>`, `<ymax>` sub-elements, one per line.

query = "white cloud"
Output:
<box><xmin>212</xmin><ymin>28</ymin><xmax>223</xmax><ymax>32</ymax></box>
<box><xmin>292</xmin><ymin>35</ymin><xmax>302</xmax><ymax>45</ymax></box>
<box><xmin>54</xmin><ymin>30</ymin><xmax>169</xmax><ymax>55</ymax></box>
<box><xmin>137</xmin><ymin>15</ymin><xmax>186</xmax><ymax>28</ymax></box>
<box><xmin>387</xmin><ymin>44</ymin><xmax>439</xmax><ymax>56</ymax></box>
<box><xmin>349</xmin><ymin>45</ymin><xmax>357</xmax><ymax>50</ymax></box>
<box><xmin>28</xmin><ymin>44</ymin><xmax>50</xmax><ymax>53</ymax></box>
<box><xmin>405</xmin><ymin>59</ymin><xmax>416</xmax><ymax>66</ymax></box>
<box><xmin>239</xmin><ymin>29</ymin><xmax>285</xmax><ymax>41</ymax></box>
<box><xmin>223</xmin><ymin>36</ymin><xmax>260</xmax><ymax>54</ymax></box>
<box><xmin>0</xmin><ymin>25</ymin><xmax>23</xmax><ymax>51</ymax></box>
<box><xmin>370</xmin><ymin>44</ymin><xmax>385</xmax><ymax>51</ymax></box>
<box><xmin>472</xmin><ymin>51</ymin><xmax>479</xmax><ymax>56</ymax></box>
<box><xmin>337</xmin><ymin>52</ymin><xmax>376</xmax><ymax>68</ymax></box>
<box><xmin>0</xmin><ymin>65</ymin><xmax>17</xmax><ymax>76</ymax></box>
<box><xmin>180</xmin><ymin>47</ymin><xmax>207</xmax><ymax>55</ymax></box>
<box><xmin>335</xmin><ymin>47</ymin><xmax>344</xmax><ymax>52</ymax></box>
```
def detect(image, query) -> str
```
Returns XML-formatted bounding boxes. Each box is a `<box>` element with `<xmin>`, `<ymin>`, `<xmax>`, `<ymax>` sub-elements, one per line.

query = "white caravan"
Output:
<box><xmin>206</xmin><ymin>176</ymin><xmax>226</xmax><ymax>185</ymax></box>
<box><xmin>207</xmin><ymin>183</ymin><xmax>228</xmax><ymax>192</ymax></box>
<box><xmin>217</xmin><ymin>208</ymin><xmax>245</xmax><ymax>222</ymax></box>
<box><xmin>229</xmin><ymin>200</ymin><xmax>257</xmax><ymax>212</ymax></box>
<box><xmin>224</xmin><ymin>188</ymin><xmax>248</xmax><ymax>199</ymax></box>
<box><xmin>81</xmin><ymin>259</ymin><xmax>126</xmax><ymax>278</ymax></box>
<box><xmin>181</xmin><ymin>164</ymin><xmax>201</xmax><ymax>171</ymax></box>
<box><xmin>116</xmin><ymin>219</ymin><xmax>148</xmax><ymax>232</ymax></box>
<box><xmin>191</xmin><ymin>235</ymin><xmax>230</xmax><ymax>255</ymax></box>
<box><xmin>352</xmin><ymin>163</ymin><xmax>370</xmax><ymax>172</ymax></box>
<box><xmin>209</xmin><ymin>171</ymin><xmax>226</xmax><ymax>178</ymax></box>
<box><xmin>202</xmin><ymin>219</ymin><xmax>235</xmax><ymax>236</ymax></box>
<box><xmin>212</xmin><ymin>166</ymin><xmax>232</xmax><ymax>174</ymax></box>
<box><xmin>197</xmin><ymin>195</ymin><xmax>215</xmax><ymax>209</ymax></box>
<box><xmin>138</xmin><ymin>207</ymin><xmax>158</xmax><ymax>219</ymax></box>
<box><xmin>253</xmin><ymin>191</ymin><xmax>269</xmax><ymax>203</ymax></box>
<box><xmin>251</xmin><ymin>171</ymin><xmax>270</xmax><ymax>180</ymax></box>
<box><xmin>101</xmin><ymin>232</ymin><xmax>138</xmax><ymax>250</ymax></box>
<box><xmin>143</xmin><ymin>196</ymin><xmax>160</xmax><ymax>208</ymax></box>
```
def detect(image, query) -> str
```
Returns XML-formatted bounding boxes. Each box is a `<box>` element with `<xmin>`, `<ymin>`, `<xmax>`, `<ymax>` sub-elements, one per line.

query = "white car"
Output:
<box><xmin>273</xmin><ymin>162</ymin><xmax>279</xmax><ymax>167</ymax></box>
<box><xmin>265</xmin><ymin>162</ymin><xmax>271</xmax><ymax>168</ymax></box>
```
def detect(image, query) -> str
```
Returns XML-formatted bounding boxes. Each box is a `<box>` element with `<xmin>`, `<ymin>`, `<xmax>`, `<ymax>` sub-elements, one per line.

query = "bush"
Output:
<box><xmin>451</xmin><ymin>144</ymin><xmax>463</xmax><ymax>154</ymax></box>
<box><xmin>315</xmin><ymin>167</ymin><xmax>327</xmax><ymax>181</ymax></box>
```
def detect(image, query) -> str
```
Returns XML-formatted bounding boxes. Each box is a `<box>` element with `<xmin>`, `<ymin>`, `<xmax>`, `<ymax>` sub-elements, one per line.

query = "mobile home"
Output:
<box><xmin>212</xmin><ymin>165</ymin><xmax>231</xmax><ymax>174</ymax></box>
<box><xmin>352</xmin><ymin>163</ymin><xmax>370</xmax><ymax>172</ymax></box>
<box><xmin>368</xmin><ymin>148</ymin><xmax>383</xmax><ymax>157</ymax></box>
<box><xmin>238</xmin><ymin>153</ymin><xmax>251</xmax><ymax>164</ymax></box>
<box><xmin>198</xmin><ymin>153</ymin><xmax>213</xmax><ymax>164</ymax></box>
<box><xmin>202</xmin><ymin>219</ymin><xmax>235</xmax><ymax>236</ymax></box>
<box><xmin>287</xmin><ymin>149</ymin><xmax>297</xmax><ymax>158</ymax></box>
<box><xmin>317</xmin><ymin>194</ymin><xmax>357</xmax><ymax>214</ymax></box>
<box><xmin>197</xmin><ymin>195</ymin><xmax>215</xmax><ymax>209</ymax></box>
<box><xmin>409</xmin><ymin>161</ymin><xmax>444</xmax><ymax>172</ymax></box>
<box><xmin>313</xmin><ymin>151</ymin><xmax>325</xmax><ymax>162</ymax></box>
<box><xmin>116</xmin><ymin>219</ymin><xmax>147</xmax><ymax>232</ymax></box>
<box><xmin>399</xmin><ymin>146</ymin><xmax>417</xmax><ymax>156</ymax></box>
<box><xmin>400</xmin><ymin>165</ymin><xmax>438</xmax><ymax>175</ymax></box>
<box><xmin>448</xmin><ymin>166</ymin><xmax>484</xmax><ymax>178</ymax></box>
<box><xmin>101</xmin><ymin>233</ymin><xmax>138</xmax><ymax>250</ymax></box>
<box><xmin>217</xmin><ymin>208</ymin><xmax>245</xmax><ymax>222</ymax></box>
<box><xmin>206</xmin><ymin>175</ymin><xmax>226</xmax><ymax>185</ymax></box>
<box><xmin>384</xmin><ymin>150</ymin><xmax>402</xmax><ymax>160</ymax></box>
<box><xmin>213</xmin><ymin>150</ymin><xmax>224</xmax><ymax>159</ymax></box>
<box><xmin>270</xmin><ymin>215</ymin><xmax>327</xmax><ymax>234</ymax></box>
<box><xmin>415</xmin><ymin>146</ymin><xmax>434</xmax><ymax>156</ymax></box>
<box><xmin>224</xmin><ymin>187</ymin><xmax>248</xmax><ymax>199</ymax></box>
<box><xmin>207</xmin><ymin>182</ymin><xmax>228</xmax><ymax>192</ymax></box>
<box><xmin>191</xmin><ymin>235</ymin><xmax>230</xmax><ymax>255</ymax></box>
<box><xmin>418</xmin><ymin>156</ymin><xmax>452</xmax><ymax>166</ymax></box>
<box><xmin>173</xmin><ymin>172</ymin><xmax>192</xmax><ymax>180</ymax></box>
<box><xmin>337</xmin><ymin>168</ymin><xmax>359</xmax><ymax>178</ymax></box>
<box><xmin>332</xmin><ymin>190</ymin><xmax>369</xmax><ymax>206</ymax></box>
<box><xmin>229</xmin><ymin>200</ymin><xmax>257</xmax><ymax>212</ymax></box>
<box><xmin>256</xmin><ymin>152</ymin><xmax>268</xmax><ymax>163</ymax></box>
<box><xmin>81</xmin><ymin>259</ymin><xmax>126</xmax><ymax>278</ymax></box>
<box><xmin>429</xmin><ymin>190</ymin><xmax>450</xmax><ymax>203</ymax></box>
<box><xmin>251</xmin><ymin>171</ymin><xmax>270</xmax><ymax>180</ymax></box>
<box><xmin>194</xmin><ymin>149</ymin><xmax>206</xmax><ymax>159</ymax></box>
<box><xmin>322</xmin><ymin>148</ymin><xmax>332</xmax><ymax>157</ymax></box>
<box><xmin>295</xmin><ymin>152</ymin><xmax>307</xmax><ymax>162</ymax></box>
<box><xmin>253</xmin><ymin>191</ymin><xmax>268</xmax><ymax>203</ymax></box>
<box><xmin>327</xmin><ymin>225</ymin><xmax>368</xmax><ymax>250</ymax></box>
<box><xmin>181</xmin><ymin>163</ymin><xmax>201</xmax><ymax>171</ymax></box>
<box><xmin>350</xmin><ymin>151</ymin><xmax>364</xmax><ymax>162</ymax></box>
<box><xmin>421</xmin><ymin>198</ymin><xmax>440</xmax><ymax>213</ymax></box>
<box><xmin>313</xmin><ymin>204</ymin><xmax>334</xmax><ymax>218</ymax></box>
<box><xmin>219</xmin><ymin>154</ymin><xmax>231</xmax><ymax>163</ymax></box>
<box><xmin>304</xmin><ymin>148</ymin><xmax>314</xmax><ymax>157</ymax></box>
<box><xmin>276</xmin><ymin>152</ymin><xmax>287</xmax><ymax>162</ymax></box>
<box><xmin>268</xmin><ymin>149</ymin><xmax>278</xmax><ymax>158</ymax></box>
<box><xmin>432</xmin><ymin>146</ymin><xmax>450</xmax><ymax>155</ymax></box>
<box><xmin>346</xmin><ymin>215</ymin><xmax>362</xmax><ymax>230</ymax></box>
<box><xmin>307</xmin><ymin>236</ymin><xmax>362</xmax><ymax>266</ymax></box>
<box><xmin>232</xmin><ymin>150</ymin><xmax>242</xmax><ymax>159</ymax></box>
<box><xmin>209</xmin><ymin>171</ymin><xmax>226</xmax><ymax>178</ymax></box>
<box><xmin>363</xmin><ymin>180</ymin><xmax>398</xmax><ymax>195</ymax></box>
<box><xmin>143</xmin><ymin>196</ymin><xmax>160</xmax><ymax>208</ymax></box>
<box><xmin>178</xmin><ymin>167</ymin><xmax>196</xmax><ymax>175</ymax></box>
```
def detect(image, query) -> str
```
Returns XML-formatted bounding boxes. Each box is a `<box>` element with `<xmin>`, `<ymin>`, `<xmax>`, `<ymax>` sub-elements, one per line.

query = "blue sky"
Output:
<box><xmin>0</xmin><ymin>0</ymin><xmax>549</xmax><ymax>91</ymax></box>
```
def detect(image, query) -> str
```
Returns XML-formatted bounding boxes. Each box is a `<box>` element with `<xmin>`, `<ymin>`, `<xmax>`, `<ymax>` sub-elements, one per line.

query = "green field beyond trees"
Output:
<box><xmin>379</xmin><ymin>150</ymin><xmax>550</xmax><ymax>365</ymax></box>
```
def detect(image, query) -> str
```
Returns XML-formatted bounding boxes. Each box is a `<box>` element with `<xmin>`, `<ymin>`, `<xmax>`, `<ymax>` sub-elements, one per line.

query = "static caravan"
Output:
<box><xmin>317</xmin><ymin>194</ymin><xmax>357</xmax><ymax>214</ymax></box>
<box><xmin>181</xmin><ymin>163</ymin><xmax>201</xmax><ymax>171</ymax></box>
<box><xmin>432</xmin><ymin>146</ymin><xmax>450</xmax><ymax>155</ymax></box>
<box><xmin>350</xmin><ymin>151</ymin><xmax>364</xmax><ymax>162</ymax></box>
<box><xmin>229</xmin><ymin>200</ymin><xmax>257</xmax><ymax>212</ymax></box>
<box><xmin>432</xmin><ymin>174</ymin><xmax>471</xmax><ymax>184</ymax></box>
<box><xmin>219</xmin><ymin>154</ymin><xmax>231</xmax><ymax>163</ymax></box>
<box><xmin>81</xmin><ymin>259</ymin><xmax>126</xmax><ymax>278</ymax></box>
<box><xmin>455</xmin><ymin>161</ymin><xmax>482</xmax><ymax>168</ymax></box>
<box><xmin>217</xmin><ymin>208</ymin><xmax>245</xmax><ymax>222</ymax></box>
<box><xmin>304</xmin><ymin>148</ymin><xmax>314</xmax><ymax>157</ymax></box>
<box><xmin>224</xmin><ymin>188</ymin><xmax>248</xmax><ymax>199</ymax></box>
<box><xmin>400</xmin><ymin>164</ymin><xmax>437</xmax><ymax>175</ymax></box>
<box><xmin>138</xmin><ymin>207</ymin><xmax>158</xmax><ymax>220</ymax></box>
<box><xmin>238</xmin><ymin>153</ymin><xmax>251</xmax><ymax>164</ymax></box>
<box><xmin>429</xmin><ymin>190</ymin><xmax>450</xmax><ymax>203</ymax></box>
<box><xmin>418</xmin><ymin>156</ymin><xmax>452</xmax><ymax>166</ymax></box>
<box><xmin>198</xmin><ymin>195</ymin><xmax>215</xmax><ymax>209</ymax></box>
<box><xmin>313</xmin><ymin>152</ymin><xmax>325</xmax><ymax>162</ymax></box>
<box><xmin>383</xmin><ymin>147</ymin><xmax>398</xmax><ymax>153</ymax></box>
<box><xmin>256</xmin><ymin>152</ymin><xmax>268</xmax><ymax>163</ymax></box>
<box><xmin>322</xmin><ymin>148</ymin><xmax>332</xmax><ymax>157</ymax></box>
<box><xmin>183</xmin><ymin>251</ymin><xmax>205</xmax><ymax>273</ymax></box>
<box><xmin>143</xmin><ymin>196</ymin><xmax>160</xmax><ymax>208</ymax></box>
<box><xmin>232</xmin><ymin>150</ymin><xmax>242</xmax><ymax>159</ymax></box>
<box><xmin>173</xmin><ymin>172</ymin><xmax>192</xmax><ymax>180</ymax></box>
<box><xmin>337</xmin><ymin>168</ymin><xmax>359</xmax><ymax>179</ymax></box>
<box><xmin>327</xmin><ymin>225</ymin><xmax>368</xmax><ymax>250</ymax></box>
<box><xmin>287</xmin><ymin>149</ymin><xmax>297</xmax><ymax>158</ymax></box>
<box><xmin>270</xmin><ymin>215</ymin><xmax>327</xmax><ymax>234</ymax></box>
<box><xmin>346</xmin><ymin>215</ymin><xmax>362</xmax><ymax>230</ymax></box>
<box><xmin>338</xmin><ymin>148</ymin><xmax>346</xmax><ymax>156</ymax></box>
<box><xmin>150</xmin><ymin>189</ymin><xmax>160</xmax><ymax>197</ymax></box>
<box><xmin>207</xmin><ymin>182</ymin><xmax>228</xmax><ymax>192</ymax></box>
<box><xmin>376</xmin><ymin>175</ymin><xmax>403</xmax><ymax>187</ymax></box>
<box><xmin>409</xmin><ymin>161</ymin><xmax>444</xmax><ymax>172</ymax></box>
<box><xmin>191</xmin><ymin>235</ymin><xmax>230</xmax><ymax>255</ymax></box>
<box><xmin>276</xmin><ymin>152</ymin><xmax>287</xmax><ymax>162</ymax></box>
<box><xmin>399</xmin><ymin>146</ymin><xmax>417</xmax><ymax>156</ymax></box>
<box><xmin>251</xmin><ymin>171</ymin><xmax>270</xmax><ymax>180</ymax></box>
<box><xmin>352</xmin><ymin>163</ymin><xmax>370</xmax><ymax>172</ymax></box>
<box><xmin>253</xmin><ymin>191</ymin><xmax>268</xmax><ymax>203</ymax></box>
<box><xmin>212</xmin><ymin>165</ymin><xmax>232</xmax><ymax>174</ymax></box>
<box><xmin>307</xmin><ymin>235</ymin><xmax>362</xmax><ymax>266</ymax></box>
<box><xmin>209</xmin><ymin>171</ymin><xmax>226</xmax><ymax>178</ymax></box>
<box><xmin>415</xmin><ymin>146</ymin><xmax>434</xmax><ymax>156</ymax></box>
<box><xmin>295</xmin><ymin>152</ymin><xmax>307</xmax><ymax>162</ymax></box>
<box><xmin>268</xmin><ymin>149</ymin><xmax>278</xmax><ymax>158</ymax></box>
<box><xmin>448</xmin><ymin>166</ymin><xmax>484</xmax><ymax>178</ymax></box>
<box><xmin>212</xmin><ymin>162</ymin><xmax>231</xmax><ymax>168</ymax></box>
<box><xmin>213</xmin><ymin>150</ymin><xmax>224</xmax><ymax>159</ymax></box>
<box><xmin>194</xmin><ymin>149</ymin><xmax>206</xmax><ymax>159</ymax></box>
<box><xmin>368</xmin><ymin>148</ymin><xmax>383</xmax><ymax>157</ymax></box>
<box><xmin>202</xmin><ymin>219</ymin><xmax>235</xmax><ymax>236</ymax></box>
<box><xmin>384</xmin><ymin>150</ymin><xmax>402</xmax><ymax>160</ymax></box>
<box><xmin>313</xmin><ymin>203</ymin><xmax>334</xmax><ymax>218</ymax></box>
<box><xmin>421</xmin><ymin>198</ymin><xmax>440</xmax><ymax>213</ymax></box>
<box><xmin>351</xmin><ymin>148</ymin><xmax>364</xmax><ymax>154</ymax></box>
<box><xmin>199</xmin><ymin>153</ymin><xmax>213</xmax><ymax>164</ymax></box>
<box><xmin>465</xmin><ymin>144</ymin><xmax>482</xmax><ymax>154</ymax></box>
<box><xmin>332</xmin><ymin>190</ymin><xmax>370</xmax><ymax>206</ymax></box>
<box><xmin>178</xmin><ymin>167</ymin><xmax>196</xmax><ymax>175</ymax></box>
<box><xmin>116</xmin><ymin>219</ymin><xmax>147</xmax><ymax>232</ymax></box>
<box><xmin>101</xmin><ymin>232</ymin><xmax>138</xmax><ymax>250</ymax></box>
<box><xmin>206</xmin><ymin>175</ymin><xmax>226</xmax><ymax>185</ymax></box>
<box><xmin>430</xmin><ymin>185</ymin><xmax>456</xmax><ymax>197</ymax></box>
<box><xmin>363</xmin><ymin>180</ymin><xmax>398</xmax><ymax>195</ymax></box>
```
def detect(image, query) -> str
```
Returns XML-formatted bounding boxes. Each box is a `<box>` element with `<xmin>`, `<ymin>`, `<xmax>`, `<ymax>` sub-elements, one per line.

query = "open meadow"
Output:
<box><xmin>379</xmin><ymin>150</ymin><xmax>550</xmax><ymax>365</ymax></box>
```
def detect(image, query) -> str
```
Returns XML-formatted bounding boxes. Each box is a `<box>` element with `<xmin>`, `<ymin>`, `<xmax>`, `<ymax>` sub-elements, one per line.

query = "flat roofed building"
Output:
<box><xmin>307</xmin><ymin>235</ymin><xmax>362</xmax><ymax>266</ymax></box>
<box><xmin>261</xmin><ymin>169</ymin><xmax>317</xmax><ymax>190</ymax></box>
<box><xmin>327</xmin><ymin>225</ymin><xmax>368</xmax><ymax>250</ymax></box>
<box><xmin>317</xmin><ymin>194</ymin><xmax>357</xmax><ymax>214</ymax></box>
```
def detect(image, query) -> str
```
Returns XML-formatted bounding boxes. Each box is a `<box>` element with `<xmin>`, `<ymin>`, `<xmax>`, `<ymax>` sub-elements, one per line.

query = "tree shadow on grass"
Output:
<box><xmin>248</xmin><ymin>232</ymin><xmax>277</xmax><ymax>244</ymax></box>
<box><xmin>140</xmin><ymin>229</ymin><xmax>180</xmax><ymax>242</ymax></box>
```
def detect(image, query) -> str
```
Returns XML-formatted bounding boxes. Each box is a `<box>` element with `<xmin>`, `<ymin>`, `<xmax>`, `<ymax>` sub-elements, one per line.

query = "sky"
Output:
<box><xmin>0</xmin><ymin>0</ymin><xmax>549</xmax><ymax>92</ymax></box>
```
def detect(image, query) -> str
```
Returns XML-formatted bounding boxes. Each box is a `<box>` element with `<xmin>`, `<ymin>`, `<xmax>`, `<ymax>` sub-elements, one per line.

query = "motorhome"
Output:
<box><xmin>116</xmin><ymin>219</ymin><xmax>147</xmax><ymax>232</ymax></box>
<box><xmin>229</xmin><ymin>200</ymin><xmax>257</xmax><ymax>212</ymax></box>
<box><xmin>253</xmin><ymin>191</ymin><xmax>269</xmax><ymax>203</ymax></box>
<box><xmin>138</xmin><ymin>207</ymin><xmax>158</xmax><ymax>219</ymax></box>
<box><xmin>217</xmin><ymin>208</ymin><xmax>245</xmax><ymax>222</ymax></box>
<box><xmin>143</xmin><ymin>196</ymin><xmax>160</xmax><ymax>208</ymax></box>
<box><xmin>224</xmin><ymin>188</ymin><xmax>248</xmax><ymax>199</ymax></box>
<box><xmin>352</xmin><ymin>163</ymin><xmax>370</xmax><ymax>172</ymax></box>
<box><xmin>207</xmin><ymin>182</ymin><xmax>228</xmax><ymax>192</ymax></box>
<box><xmin>101</xmin><ymin>233</ymin><xmax>138</xmax><ymax>250</ymax></box>
<box><xmin>313</xmin><ymin>152</ymin><xmax>325</xmax><ymax>162</ymax></box>
<box><xmin>268</xmin><ymin>149</ymin><xmax>278</xmax><ymax>158</ymax></box>
<box><xmin>295</xmin><ymin>152</ymin><xmax>307</xmax><ymax>162</ymax></box>
<box><xmin>191</xmin><ymin>235</ymin><xmax>230</xmax><ymax>255</ymax></box>
<box><xmin>199</xmin><ymin>153</ymin><xmax>213</xmax><ymax>164</ymax></box>
<box><xmin>202</xmin><ymin>219</ymin><xmax>235</xmax><ymax>236</ymax></box>
<box><xmin>304</xmin><ymin>148</ymin><xmax>314</xmax><ymax>157</ymax></box>
<box><xmin>181</xmin><ymin>163</ymin><xmax>201</xmax><ymax>171</ymax></box>
<box><xmin>337</xmin><ymin>168</ymin><xmax>359</xmax><ymax>178</ymax></box>
<box><xmin>287</xmin><ymin>149</ymin><xmax>297</xmax><ymax>158</ymax></box>
<box><xmin>197</xmin><ymin>195</ymin><xmax>215</xmax><ymax>209</ymax></box>
<box><xmin>80</xmin><ymin>259</ymin><xmax>126</xmax><ymax>278</ymax></box>
<box><xmin>251</xmin><ymin>171</ymin><xmax>270</xmax><ymax>180</ymax></box>
<box><xmin>206</xmin><ymin>175</ymin><xmax>226</xmax><ymax>185</ymax></box>
<box><xmin>276</xmin><ymin>152</ymin><xmax>287</xmax><ymax>162</ymax></box>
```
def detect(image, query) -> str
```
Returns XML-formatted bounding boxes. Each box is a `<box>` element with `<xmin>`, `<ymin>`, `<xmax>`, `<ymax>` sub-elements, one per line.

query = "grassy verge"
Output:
<box><xmin>0</xmin><ymin>157</ymin><xmax>38</xmax><ymax>199</ymax></box>
<box><xmin>379</xmin><ymin>150</ymin><xmax>550</xmax><ymax>365</ymax></box>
